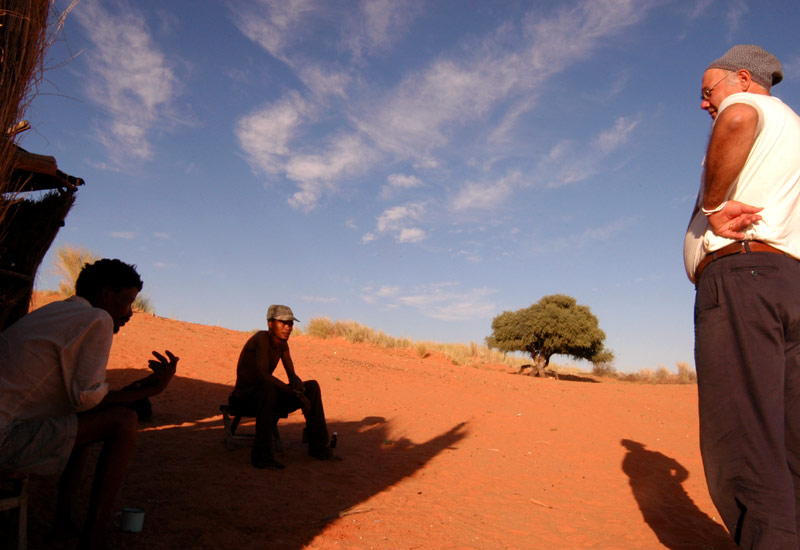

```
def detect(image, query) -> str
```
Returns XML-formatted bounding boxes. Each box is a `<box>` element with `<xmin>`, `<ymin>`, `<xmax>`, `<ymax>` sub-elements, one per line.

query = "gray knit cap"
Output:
<box><xmin>707</xmin><ymin>44</ymin><xmax>783</xmax><ymax>90</ymax></box>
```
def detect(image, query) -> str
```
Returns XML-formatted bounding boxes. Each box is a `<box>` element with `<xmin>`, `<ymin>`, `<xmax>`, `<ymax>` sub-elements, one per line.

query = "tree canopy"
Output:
<box><xmin>486</xmin><ymin>294</ymin><xmax>613</xmax><ymax>374</ymax></box>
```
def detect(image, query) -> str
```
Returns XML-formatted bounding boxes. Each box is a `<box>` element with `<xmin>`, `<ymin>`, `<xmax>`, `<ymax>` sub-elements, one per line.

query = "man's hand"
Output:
<box><xmin>288</xmin><ymin>376</ymin><xmax>310</xmax><ymax>414</ymax></box>
<box><xmin>148</xmin><ymin>350</ymin><xmax>179</xmax><ymax>391</ymax></box>
<box><xmin>706</xmin><ymin>200</ymin><xmax>763</xmax><ymax>239</ymax></box>
<box><xmin>290</xmin><ymin>376</ymin><xmax>304</xmax><ymax>393</ymax></box>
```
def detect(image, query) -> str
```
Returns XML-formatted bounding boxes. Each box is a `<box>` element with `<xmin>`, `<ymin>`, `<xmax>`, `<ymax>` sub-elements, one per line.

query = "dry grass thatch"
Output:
<box><xmin>0</xmin><ymin>191</ymin><xmax>75</xmax><ymax>329</ymax></box>
<box><xmin>0</xmin><ymin>1</ymin><xmax>81</xmax><ymax>329</ymax></box>
<box><xmin>1</xmin><ymin>1</ymin><xmax>52</xmax><ymax>206</ymax></box>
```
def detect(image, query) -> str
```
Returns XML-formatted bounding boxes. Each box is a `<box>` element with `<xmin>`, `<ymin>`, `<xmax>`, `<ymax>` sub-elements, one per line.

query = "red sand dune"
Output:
<box><xmin>20</xmin><ymin>295</ymin><xmax>735</xmax><ymax>549</ymax></box>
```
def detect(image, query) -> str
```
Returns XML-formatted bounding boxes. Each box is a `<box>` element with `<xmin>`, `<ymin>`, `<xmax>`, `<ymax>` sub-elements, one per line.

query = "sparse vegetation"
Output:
<box><xmin>50</xmin><ymin>245</ymin><xmax>154</xmax><ymax>314</ymax></box>
<box><xmin>53</xmin><ymin>245</ymin><xmax>96</xmax><ymax>297</ymax></box>
<box><xmin>594</xmin><ymin>362</ymin><xmax>697</xmax><ymax>384</ymax></box>
<box><xmin>303</xmin><ymin>315</ymin><xmax>695</xmax><ymax>384</ymax></box>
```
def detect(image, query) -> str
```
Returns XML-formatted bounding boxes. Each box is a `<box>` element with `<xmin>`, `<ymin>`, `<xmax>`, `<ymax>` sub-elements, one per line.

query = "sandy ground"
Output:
<box><xmin>9</xmin><ymin>294</ymin><xmax>735</xmax><ymax>549</ymax></box>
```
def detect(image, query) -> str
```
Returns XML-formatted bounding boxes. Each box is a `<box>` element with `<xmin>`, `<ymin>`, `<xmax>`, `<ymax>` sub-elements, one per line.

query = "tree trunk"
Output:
<box><xmin>528</xmin><ymin>353</ymin><xmax>547</xmax><ymax>377</ymax></box>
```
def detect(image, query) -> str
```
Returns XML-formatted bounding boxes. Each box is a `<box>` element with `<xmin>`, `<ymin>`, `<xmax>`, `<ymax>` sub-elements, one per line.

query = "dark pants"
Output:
<box><xmin>695</xmin><ymin>252</ymin><xmax>800</xmax><ymax>549</ymax></box>
<box><xmin>228</xmin><ymin>380</ymin><xmax>329</xmax><ymax>457</ymax></box>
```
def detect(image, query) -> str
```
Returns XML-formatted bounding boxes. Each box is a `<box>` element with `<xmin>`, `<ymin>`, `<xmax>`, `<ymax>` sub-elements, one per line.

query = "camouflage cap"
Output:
<box><xmin>267</xmin><ymin>304</ymin><xmax>300</xmax><ymax>322</ymax></box>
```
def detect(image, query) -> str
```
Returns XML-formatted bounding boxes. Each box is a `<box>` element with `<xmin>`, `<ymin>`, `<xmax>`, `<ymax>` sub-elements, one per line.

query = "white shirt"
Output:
<box><xmin>684</xmin><ymin>93</ymin><xmax>800</xmax><ymax>282</ymax></box>
<box><xmin>0</xmin><ymin>296</ymin><xmax>111</xmax><ymax>432</ymax></box>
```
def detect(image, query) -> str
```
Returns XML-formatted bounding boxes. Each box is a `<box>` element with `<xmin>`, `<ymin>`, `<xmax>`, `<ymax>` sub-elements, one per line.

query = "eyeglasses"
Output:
<box><xmin>701</xmin><ymin>71</ymin><xmax>733</xmax><ymax>100</ymax></box>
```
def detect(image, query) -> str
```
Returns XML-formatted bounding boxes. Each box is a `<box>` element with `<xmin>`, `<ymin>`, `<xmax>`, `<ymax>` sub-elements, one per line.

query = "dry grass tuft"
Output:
<box><xmin>48</xmin><ymin>245</ymin><xmax>155</xmax><ymax>314</ymax></box>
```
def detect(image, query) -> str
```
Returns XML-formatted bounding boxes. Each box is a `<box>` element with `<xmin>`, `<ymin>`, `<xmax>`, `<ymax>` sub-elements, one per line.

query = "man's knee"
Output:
<box><xmin>303</xmin><ymin>380</ymin><xmax>321</xmax><ymax>397</ymax></box>
<box><xmin>76</xmin><ymin>406</ymin><xmax>138</xmax><ymax>446</ymax></box>
<box><xmin>254</xmin><ymin>382</ymin><xmax>277</xmax><ymax>403</ymax></box>
<box><xmin>106</xmin><ymin>407</ymin><xmax>138</xmax><ymax>444</ymax></box>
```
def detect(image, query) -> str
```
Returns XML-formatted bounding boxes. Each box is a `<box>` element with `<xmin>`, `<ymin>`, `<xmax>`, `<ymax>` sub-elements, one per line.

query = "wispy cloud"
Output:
<box><xmin>535</xmin><ymin>215</ymin><xmax>641</xmax><ymax>253</ymax></box>
<box><xmin>360</xmin><ymin>284</ymin><xmax>400</xmax><ymax>303</ymax></box>
<box><xmin>110</xmin><ymin>231</ymin><xmax>136</xmax><ymax>239</ymax></box>
<box><xmin>450</xmin><ymin>171</ymin><xmax>525</xmax><ymax>211</ymax></box>
<box><xmin>785</xmin><ymin>55</ymin><xmax>800</xmax><ymax>82</ymax></box>
<box><xmin>541</xmin><ymin>115</ymin><xmax>640</xmax><ymax>188</ymax></box>
<box><xmin>380</xmin><ymin>173</ymin><xmax>423</xmax><ymax>198</ymax></box>
<box><xmin>361</xmin><ymin>281</ymin><xmax>495</xmax><ymax>321</ymax></box>
<box><xmin>724</xmin><ymin>0</ymin><xmax>748</xmax><ymax>38</ymax></box>
<box><xmin>372</xmin><ymin>202</ymin><xmax>427</xmax><ymax>243</ymax></box>
<box><xmin>75</xmin><ymin>0</ymin><xmax>179</xmax><ymax>163</ymax></box>
<box><xmin>402</xmin><ymin>282</ymin><xmax>497</xmax><ymax>321</ymax></box>
<box><xmin>236</xmin><ymin>92</ymin><xmax>315</xmax><ymax>176</ymax></box>
<box><xmin>231</xmin><ymin>0</ymin><xmax>316</xmax><ymax>63</ymax></box>
<box><xmin>301</xmin><ymin>295</ymin><xmax>338</xmax><ymax>303</ymax></box>
<box><xmin>345</xmin><ymin>0</ymin><xmax>424</xmax><ymax>60</ymax></box>
<box><xmin>233</xmin><ymin>0</ymin><xmax>656</xmax><ymax>210</ymax></box>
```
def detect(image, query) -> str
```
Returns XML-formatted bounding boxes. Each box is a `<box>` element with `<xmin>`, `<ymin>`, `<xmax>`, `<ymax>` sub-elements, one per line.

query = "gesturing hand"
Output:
<box><xmin>706</xmin><ymin>200</ymin><xmax>763</xmax><ymax>240</ymax></box>
<box><xmin>148</xmin><ymin>350</ymin><xmax>179</xmax><ymax>388</ymax></box>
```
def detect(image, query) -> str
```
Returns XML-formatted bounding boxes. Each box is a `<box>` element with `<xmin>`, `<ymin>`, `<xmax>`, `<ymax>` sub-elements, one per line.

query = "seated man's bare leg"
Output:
<box><xmin>51</xmin><ymin>445</ymin><xmax>90</xmax><ymax>540</ymax></box>
<box><xmin>61</xmin><ymin>406</ymin><xmax>138</xmax><ymax>549</ymax></box>
<box><xmin>301</xmin><ymin>381</ymin><xmax>338</xmax><ymax>460</ymax></box>
<box><xmin>251</xmin><ymin>383</ymin><xmax>285</xmax><ymax>469</ymax></box>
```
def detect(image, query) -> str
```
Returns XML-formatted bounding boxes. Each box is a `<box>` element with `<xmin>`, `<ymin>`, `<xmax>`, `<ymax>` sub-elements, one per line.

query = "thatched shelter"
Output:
<box><xmin>0</xmin><ymin>146</ymin><xmax>83</xmax><ymax>329</ymax></box>
<box><xmin>0</xmin><ymin>1</ymin><xmax>83</xmax><ymax>330</ymax></box>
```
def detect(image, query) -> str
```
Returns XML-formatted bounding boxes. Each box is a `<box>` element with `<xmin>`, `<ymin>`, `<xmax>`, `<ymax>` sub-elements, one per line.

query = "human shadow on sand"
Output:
<box><xmin>621</xmin><ymin>439</ymin><xmax>734</xmax><ymax>550</ymax></box>
<box><xmin>24</xmin><ymin>371</ymin><xmax>468</xmax><ymax>550</ymax></box>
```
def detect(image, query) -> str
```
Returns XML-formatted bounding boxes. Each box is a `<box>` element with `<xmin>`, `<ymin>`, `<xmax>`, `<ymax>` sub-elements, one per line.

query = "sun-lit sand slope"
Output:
<box><xmin>24</xmin><ymin>295</ymin><xmax>735</xmax><ymax>549</ymax></box>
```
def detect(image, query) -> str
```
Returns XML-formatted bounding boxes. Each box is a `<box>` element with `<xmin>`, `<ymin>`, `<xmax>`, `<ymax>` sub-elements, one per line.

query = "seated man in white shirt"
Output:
<box><xmin>0</xmin><ymin>258</ymin><xmax>179</xmax><ymax>550</ymax></box>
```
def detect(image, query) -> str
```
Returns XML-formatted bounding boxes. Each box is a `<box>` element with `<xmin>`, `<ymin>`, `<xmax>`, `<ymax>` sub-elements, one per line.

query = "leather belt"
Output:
<box><xmin>694</xmin><ymin>240</ymin><xmax>789</xmax><ymax>283</ymax></box>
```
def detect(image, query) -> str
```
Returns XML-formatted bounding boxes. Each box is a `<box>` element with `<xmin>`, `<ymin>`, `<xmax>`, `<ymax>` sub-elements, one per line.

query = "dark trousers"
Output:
<box><xmin>695</xmin><ymin>252</ymin><xmax>800</xmax><ymax>549</ymax></box>
<box><xmin>229</xmin><ymin>380</ymin><xmax>329</xmax><ymax>456</ymax></box>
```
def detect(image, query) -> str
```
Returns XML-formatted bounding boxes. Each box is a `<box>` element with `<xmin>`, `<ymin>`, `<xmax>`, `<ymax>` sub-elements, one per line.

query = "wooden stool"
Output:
<box><xmin>219</xmin><ymin>405</ymin><xmax>282</xmax><ymax>452</ymax></box>
<box><xmin>0</xmin><ymin>471</ymin><xmax>29</xmax><ymax>550</ymax></box>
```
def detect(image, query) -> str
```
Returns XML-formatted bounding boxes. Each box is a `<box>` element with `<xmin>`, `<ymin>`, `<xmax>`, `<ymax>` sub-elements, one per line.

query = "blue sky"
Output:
<box><xmin>24</xmin><ymin>0</ymin><xmax>800</xmax><ymax>372</ymax></box>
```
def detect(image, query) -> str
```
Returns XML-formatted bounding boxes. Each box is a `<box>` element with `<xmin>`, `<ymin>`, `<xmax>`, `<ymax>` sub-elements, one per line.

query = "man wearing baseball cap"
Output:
<box><xmin>685</xmin><ymin>44</ymin><xmax>800</xmax><ymax>547</ymax></box>
<box><xmin>228</xmin><ymin>305</ymin><xmax>335</xmax><ymax>469</ymax></box>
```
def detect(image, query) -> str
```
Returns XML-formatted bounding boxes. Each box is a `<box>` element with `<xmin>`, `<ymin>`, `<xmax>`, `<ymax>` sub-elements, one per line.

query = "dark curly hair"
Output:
<box><xmin>75</xmin><ymin>259</ymin><xmax>143</xmax><ymax>299</ymax></box>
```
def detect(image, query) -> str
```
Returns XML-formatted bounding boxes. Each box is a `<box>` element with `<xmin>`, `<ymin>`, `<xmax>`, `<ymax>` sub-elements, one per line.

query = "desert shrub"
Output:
<box><xmin>592</xmin><ymin>362</ymin><xmax>617</xmax><ymax>378</ymax></box>
<box><xmin>305</xmin><ymin>317</ymin><xmax>335</xmax><ymax>338</ymax></box>
<box><xmin>132</xmin><ymin>294</ymin><xmax>153</xmax><ymax>314</ymax></box>
<box><xmin>655</xmin><ymin>366</ymin><xmax>672</xmax><ymax>382</ymax></box>
<box><xmin>54</xmin><ymin>245</ymin><xmax>98</xmax><ymax>296</ymax></box>
<box><xmin>623</xmin><ymin>369</ymin><xmax>655</xmax><ymax>383</ymax></box>
<box><xmin>51</xmin><ymin>245</ymin><xmax>154</xmax><ymax>314</ymax></box>
<box><xmin>676</xmin><ymin>361</ymin><xmax>696</xmax><ymax>383</ymax></box>
<box><xmin>415</xmin><ymin>343</ymin><xmax>428</xmax><ymax>358</ymax></box>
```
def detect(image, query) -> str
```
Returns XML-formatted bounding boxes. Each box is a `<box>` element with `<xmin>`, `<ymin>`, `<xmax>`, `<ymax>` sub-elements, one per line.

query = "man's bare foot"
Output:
<box><xmin>47</xmin><ymin>518</ymin><xmax>81</xmax><ymax>541</ymax></box>
<box><xmin>251</xmin><ymin>448</ymin><xmax>285</xmax><ymax>469</ymax></box>
<box><xmin>310</xmin><ymin>448</ymin><xmax>342</xmax><ymax>461</ymax></box>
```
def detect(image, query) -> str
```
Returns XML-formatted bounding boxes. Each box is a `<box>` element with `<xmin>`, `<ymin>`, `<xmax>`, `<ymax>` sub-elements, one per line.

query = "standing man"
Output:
<box><xmin>685</xmin><ymin>45</ymin><xmax>800</xmax><ymax>548</ymax></box>
<box><xmin>0</xmin><ymin>259</ymin><xmax>178</xmax><ymax>549</ymax></box>
<box><xmin>229</xmin><ymin>304</ymin><xmax>334</xmax><ymax>469</ymax></box>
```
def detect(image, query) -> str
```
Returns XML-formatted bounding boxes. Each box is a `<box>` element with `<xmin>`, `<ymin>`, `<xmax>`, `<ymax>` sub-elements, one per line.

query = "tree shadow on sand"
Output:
<box><xmin>621</xmin><ymin>439</ymin><xmax>734</xmax><ymax>550</ymax></box>
<box><xmin>24</xmin><ymin>371</ymin><xmax>468</xmax><ymax>549</ymax></box>
<box><xmin>513</xmin><ymin>368</ymin><xmax>599</xmax><ymax>383</ymax></box>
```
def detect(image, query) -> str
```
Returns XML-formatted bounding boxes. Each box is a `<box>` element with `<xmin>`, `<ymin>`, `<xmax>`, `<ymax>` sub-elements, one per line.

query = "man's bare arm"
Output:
<box><xmin>703</xmin><ymin>103</ymin><xmax>763</xmax><ymax>238</ymax></box>
<box><xmin>252</xmin><ymin>332</ymin><xmax>296</xmax><ymax>393</ymax></box>
<box><xmin>100</xmin><ymin>350</ymin><xmax>179</xmax><ymax>406</ymax></box>
<box><xmin>280</xmin><ymin>347</ymin><xmax>310</xmax><ymax>413</ymax></box>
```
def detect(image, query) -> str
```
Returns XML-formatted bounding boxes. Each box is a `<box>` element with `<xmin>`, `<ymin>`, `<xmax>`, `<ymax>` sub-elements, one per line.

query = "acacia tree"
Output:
<box><xmin>486</xmin><ymin>294</ymin><xmax>613</xmax><ymax>377</ymax></box>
